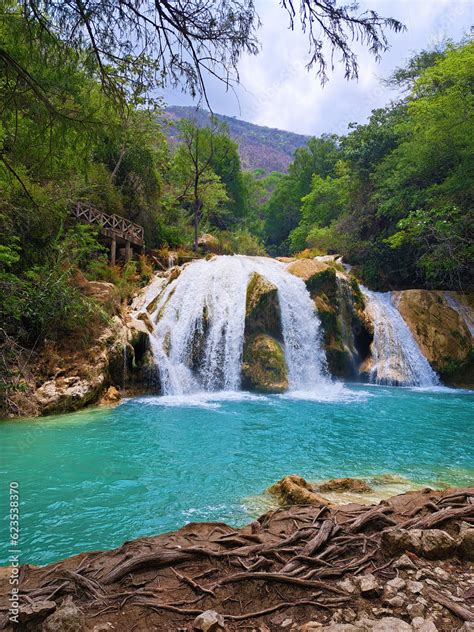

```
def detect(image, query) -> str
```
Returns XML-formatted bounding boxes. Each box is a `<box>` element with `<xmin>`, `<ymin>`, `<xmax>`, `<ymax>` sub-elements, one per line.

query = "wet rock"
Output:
<box><xmin>317</xmin><ymin>478</ymin><xmax>373</xmax><ymax>494</ymax></box>
<box><xmin>42</xmin><ymin>597</ymin><xmax>85</xmax><ymax>631</ymax></box>
<box><xmin>268</xmin><ymin>475</ymin><xmax>332</xmax><ymax>507</ymax></box>
<box><xmin>381</xmin><ymin>528</ymin><xmax>456</xmax><ymax>559</ymax></box>
<box><xmin>355</xmin><ymin>574</ymin><xmax>382</xmax><ymax>598</ymax></box>
<box><xmin>136</xmin><ymin>311</ymin><xmax>155</xmax><ymax>333</ymax></box>
<box><xmin>100</xmin><ymin>385</ymin><xmax>121</xmax><ymax>405</ymax></box>
<box><xmin>193</xmin><ymin>609</ymin><xmax>225</xmax><ymax>631</ymax></box>
<box><xmin>245</xmin><ymin>272</ymin><xmax>282</xmax><ymax>340</ymax></box>
<box><xmin>241</xmin><ymin>334</ymin><xmax>288</xmax><ymax>393</ymax></box>
<box><xmin>19</xmin><ymin>600</ymin><xmax>56</xmax><ymax>623</ymax></box>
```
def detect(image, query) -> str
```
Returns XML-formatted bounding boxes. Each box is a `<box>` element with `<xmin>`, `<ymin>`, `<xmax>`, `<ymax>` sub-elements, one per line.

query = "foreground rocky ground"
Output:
<box><xmin>1</xmin><ymin>486</ymin><xmax>473</xmax><ymax>631</ymax></box>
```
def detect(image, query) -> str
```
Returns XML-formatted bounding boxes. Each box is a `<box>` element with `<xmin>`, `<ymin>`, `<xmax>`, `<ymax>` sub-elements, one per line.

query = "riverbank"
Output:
<box><xmin>1</xmin><ymin>486</ymin><xmax>473</xmax><ymax>631</ymax></box>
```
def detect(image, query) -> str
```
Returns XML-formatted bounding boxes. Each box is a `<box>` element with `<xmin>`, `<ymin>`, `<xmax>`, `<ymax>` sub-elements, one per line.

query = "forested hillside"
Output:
<box><xmin>163</xmin><ymin>106</ymin><xmax>310</xmax><ymax>173</ymax></box>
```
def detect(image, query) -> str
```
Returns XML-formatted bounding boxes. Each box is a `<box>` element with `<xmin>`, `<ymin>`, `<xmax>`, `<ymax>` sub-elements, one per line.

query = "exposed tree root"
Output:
<box><xmin>1</xmin><ymin>486</ymin><xmax>473</xmax><ymax>631</ymax></box>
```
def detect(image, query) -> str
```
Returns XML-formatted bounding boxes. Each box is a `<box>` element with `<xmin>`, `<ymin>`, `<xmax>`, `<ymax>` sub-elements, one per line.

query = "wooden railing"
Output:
<box><xmin>72</xmin><ymin>203</ymin><xmax>144</xmax><ymax>246</ymax></box>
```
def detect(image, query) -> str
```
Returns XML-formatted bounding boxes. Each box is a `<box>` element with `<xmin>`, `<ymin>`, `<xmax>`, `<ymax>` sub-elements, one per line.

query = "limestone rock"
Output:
<box><xmin>384</xmin><ymin>577</ymin><xmax>406</xmax><ymax>599</ymax></box>
<box><xmin>317</xmin><ymin>478</ymin><xmax>372</xmax><ymax>494</ymax></box>
<box><xmin>286</xmin><ymin>258</ymin><xmax>330</xmax><ymax>282</ymax></box>
<box><xmin>393</xmin><ymin>554</ymin><xmax>417</xmax><ymax>570</ymax></box>
<box><xmin>394</xmin><ymin>289</ymin><xmax>473</xmax><ymax>387</ymax></box>
<box><xmin>381</xmin><ymin>528</ymin><xmax>456</xmax><ymax>559</ymax></box>
<box><xmin>338</xmin><ymin>578</ymin><xmax>357</xmax><ymax>594</ymax></box>
<box><xmin>355</xmin><ymin>574</ymin><xmax>382</xmax><ymax>598</ymax></box>
<box><xmin>19</xmin><ymin>600</ymin><xmax>56</xmax><ymax>623</ymax></box>
<box><xmin>76</xmin><ymin>276</ymin><xmax>120</xmax><ymax>313</ymax></box>
<box><xmin>457</xmin><ymin>525</ymin><xmax>474</xmax><ymax>560</ymax></box>
<box><xmin>193</xmin><ymin>609</ymin><xmax>225</xmax><ymax>631</ymax></box>
<box><xmin>197</xmin><ymin>233</ymin><xmax>220</xmax><ymax>253</ymax></box>
<box><xmin>407</xmin><ymin>580</ymin><xmax>424</xmax><ymax>594</ymax></box>
<box><xmin>386</xmin><ymin>596</ymin><xmax>405</xmax><ymax>608</ymax></box>
<box><xmin>417</xmin><ymin>624</ymin><xmax>437</xmax><ymax>632</ymax></box>
<box><xmin>245</xmin><ymin>272</ymin><xmax>282</xmax><ymax>339</ymax></box>
<box><xmin>268</xmin><ymin>475</ymin><xmax>332</xmax><ymax>507</ymax></box>
<box><xmin>42</xmin><ymin>598</ymin><xmax>85</xmax><ymax>632</ymax></box>
<box><xmin>241</xmin><ymin>334</ymin><xmax>288</xmax><ymax>393</ymax></box>
<box><xmin>100</xmin><ymin>385</ymin><xmax>121</xmax><ymax>405</ymax></box>
<box><xmin>136</xmin><ymin>311</ymin><xmax>155</xmax><ymax>333</ymax></box>
<box><xmin>318</xmin><ymin>625</ymin><xmax>361</xmax><ymax>632</ymax></box>
<box><xmin>371</xmin><ymin>619</ymin><xmax>412</xmax><ymax>632</ymax></box>
<box><xmin>407</xmin><ymin>603</ymin><xmax>426</xmax><ymax>618</ymax></box>
<box><xmin>35</xmin><ymin>374</ymin><xmax>105</xmax><ymax>415</ymax></box>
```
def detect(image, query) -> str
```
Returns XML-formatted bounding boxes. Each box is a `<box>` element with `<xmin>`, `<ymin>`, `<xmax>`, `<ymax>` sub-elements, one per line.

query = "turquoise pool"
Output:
<box><xmin>1</xmin><ymin>384</ymin><xmax>472</xmax><ymax>566</ymax></box>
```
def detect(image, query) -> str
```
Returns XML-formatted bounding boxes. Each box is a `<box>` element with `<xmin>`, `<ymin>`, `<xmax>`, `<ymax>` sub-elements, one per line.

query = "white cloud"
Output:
<box><xmin>161</xmin><ymin>0</ymin><xmax>473</xmax><ymax>135</ymax></box>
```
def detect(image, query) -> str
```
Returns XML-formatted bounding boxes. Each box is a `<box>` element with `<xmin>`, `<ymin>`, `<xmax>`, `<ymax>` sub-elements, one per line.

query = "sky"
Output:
<box><xmin>160</xmin><ymin>0</ymin><xmax>473</xmax><ymax>136</ymax></box>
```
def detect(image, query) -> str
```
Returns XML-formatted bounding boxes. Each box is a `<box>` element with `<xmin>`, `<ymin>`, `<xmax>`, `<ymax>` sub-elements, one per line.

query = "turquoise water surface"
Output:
<box><xmin>1</xmin><ymin>384</ymin><xmax>473</xmax><ymax>566</ymax></box>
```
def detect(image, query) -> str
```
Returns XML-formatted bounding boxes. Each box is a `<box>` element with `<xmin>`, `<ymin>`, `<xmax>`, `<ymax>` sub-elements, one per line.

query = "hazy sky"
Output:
<box><xmin>161</xmin><ymin>0</ymin><xmax>472</xmax><ymax>136</ymax></box>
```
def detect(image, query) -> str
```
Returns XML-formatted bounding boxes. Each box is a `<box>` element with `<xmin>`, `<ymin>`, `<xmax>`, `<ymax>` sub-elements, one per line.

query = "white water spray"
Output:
<box><xmin>362</xmin><ymin>288</ymin><xmax>439</xmax><ymax>387</ymax></box>
<box><xmin>148</xmin><ymin>256</ymin><xmax>328</xmax><ymax>395</ymax></box>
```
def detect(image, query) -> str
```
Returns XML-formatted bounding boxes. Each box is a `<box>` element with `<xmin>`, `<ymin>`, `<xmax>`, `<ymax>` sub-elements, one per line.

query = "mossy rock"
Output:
<box><xmin>245</xmin><ymin>272</ymin><xmax>282</xmax><ymax>340</ymax></box>
<box><xmin>241</xmin><ymin>334</ymin><xmax>288</xmax><ymax>393</ymax></box>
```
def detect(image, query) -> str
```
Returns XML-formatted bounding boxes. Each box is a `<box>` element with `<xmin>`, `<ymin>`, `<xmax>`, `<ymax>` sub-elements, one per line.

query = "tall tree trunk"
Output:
<box><xmin>193</xmin><ymin>199</ymin><xmax>199</xmax><ymax>252</ymax></box>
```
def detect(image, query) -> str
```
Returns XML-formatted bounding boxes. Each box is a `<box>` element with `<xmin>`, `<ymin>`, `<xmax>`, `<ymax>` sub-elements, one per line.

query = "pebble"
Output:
<box><xmin>393</xmin><ymin>554</ymin><xmax>417</xmax><ymax>570</ymax></box>
<box><xmin>193</xmin><ymin>610</ymin><xmax>225</xmax><ymax>632</ymax></box>
<box><xmin>356</xmin><ymin>573</ymin><xmax>382</xmax><ymax>598</ymax></box>
<box><xmin>407</xmin><ymin>602</ymin><xmax>426</xmax><ymax>618</ymax></box>
<box><xmin>386</xmin><ymin>596</ymin><xmax>404</xmax><ymax>608</ymax></box>
<box><xmin>407</xmin><ymin>580</ymin><xmax>424</xmax><ymax>594</ymax></box>
<box><xmin>338</xmin><ymin>578</ymin><xmax>357</xmax><ymax>594</ymax></box>
<box><xmin>386</xmin><ymin>577</ymin><xmax>406</xmax><ymax>592</ymax></box>
<box><xmin>433</xmin><ymin>567</ymin><xmax>449</xmax><ymax>581</ymax></box>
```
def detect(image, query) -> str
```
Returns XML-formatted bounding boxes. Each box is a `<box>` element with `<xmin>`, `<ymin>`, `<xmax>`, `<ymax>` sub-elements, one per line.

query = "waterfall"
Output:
<box><xmin>361</xmin><ymin>288</ymin><xmax>439</xmax><ymax>387</ymax></box>
<box><xmin>148</xmin><ymin>255</ymin><xmax>328</xmax><ymax>395</ymax></box>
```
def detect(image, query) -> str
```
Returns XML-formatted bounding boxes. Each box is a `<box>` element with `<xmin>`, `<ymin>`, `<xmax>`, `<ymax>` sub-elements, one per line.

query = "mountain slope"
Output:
<box><xmin>163</xmin><ymin>105</ymin><xmax>310</xmax><ymax>173</ymax></box>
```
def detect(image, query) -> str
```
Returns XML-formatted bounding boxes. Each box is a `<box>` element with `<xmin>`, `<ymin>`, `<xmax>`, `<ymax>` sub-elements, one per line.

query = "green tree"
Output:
<box><xmin>263</xmin><ymin>135</ymin><xmax>341</xmax><ymax>253</ymax></box>
<box><xmin>171</xmin><ymin>119</ymin><xmax>228</xmax><ymax>250</ymax></box>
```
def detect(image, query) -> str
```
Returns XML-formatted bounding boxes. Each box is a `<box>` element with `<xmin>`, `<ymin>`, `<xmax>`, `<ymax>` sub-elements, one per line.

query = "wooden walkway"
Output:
<box><xmin>72</xmin><ymin>203</ymin><xmax>144</xmax><ymax>263</ymax></box>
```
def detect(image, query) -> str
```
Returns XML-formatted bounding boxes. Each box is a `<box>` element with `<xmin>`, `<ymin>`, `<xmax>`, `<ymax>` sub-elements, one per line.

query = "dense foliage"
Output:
<box><xmin>0</xmin><ymin>1</ymin><xmax>264</xmax><ymax>351</ymax></box>
<box><xmin>263</xmin><ymin>41</ymin><xmax>474</xmax><ymax>291</ymax></box>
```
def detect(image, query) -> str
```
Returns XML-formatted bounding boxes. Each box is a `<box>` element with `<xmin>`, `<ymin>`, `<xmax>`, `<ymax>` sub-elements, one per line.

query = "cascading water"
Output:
<box><xmin>148</xmin><ymin>256</ymin><xmax>328</xmax><ymax>395</ymax></box>
<box><xmin>362</xmin><ymin>288</ymin><xmax>439</xmax><ymax>387</ymax></box>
